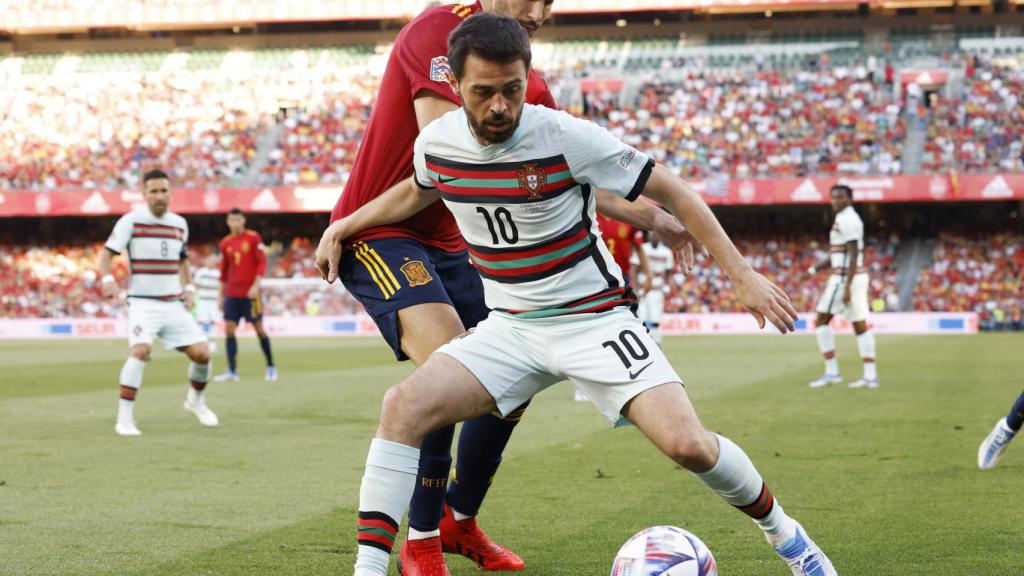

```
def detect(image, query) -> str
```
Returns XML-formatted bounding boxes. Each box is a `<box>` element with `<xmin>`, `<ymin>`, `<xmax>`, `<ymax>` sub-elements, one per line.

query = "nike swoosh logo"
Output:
<box><xmin>437</xmin><ymin>175</ymin><xmax>459</xmax><ymax>184</ymax></box>
<box><xmin>629</xmin><ymin>362</ymin><xmax>654</xmax><ymax>380</ymax></box>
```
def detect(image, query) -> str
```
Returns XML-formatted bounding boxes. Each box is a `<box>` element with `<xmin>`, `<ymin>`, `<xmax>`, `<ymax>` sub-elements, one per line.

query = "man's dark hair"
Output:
<box><xmin>831</xmin><ymin>184</ymin><xmax>854</xmax><ymax>199</ymax></box>
<box><xmin>448</xmin><ymin>12</ymin><xmax>531</xmax><ymax>81</ymax></box>
<box><xmin>228</xmin><ymin>207</ymin><xmax>244</xmax><ymax>216</ymax></box>
<box><xmin>143</xmin><ymin>169</ymin><xmax>168</xmax><ymax>184</ymax></box>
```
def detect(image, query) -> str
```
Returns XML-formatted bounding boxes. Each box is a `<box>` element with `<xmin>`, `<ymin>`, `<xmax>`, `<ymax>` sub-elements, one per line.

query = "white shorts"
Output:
<box><xmin>639</xmin><ymin>290</ymin><xmax>665</xmax><ymax>324</ymax></box>
<box><xmin>436</xmin><ymin>308</ymin><xmax>682</xmax><ymax>426</ymax></box>
<box><xmin>194</xmin><ymin>299</ymin><xmax>219</xmax><ymax>324</ymax></box>
<box><xmin>127</xmin><ymin>298</ymin><xmax>207</xmax><ymax>350</ymax></box>
<box><xmin>816</xmin><ymin>273</ymin><xmax>869</xmax><ymax>322</ymax></box>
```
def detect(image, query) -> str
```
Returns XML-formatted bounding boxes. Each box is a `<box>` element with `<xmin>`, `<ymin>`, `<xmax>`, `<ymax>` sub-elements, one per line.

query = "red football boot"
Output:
<box><xmin>439</xmin><ymin>504</ymin><xmax>525</xmax><ymax>571</ymax></box>
<box><xmin>397</xmin><ymin>537</ymin><xmax>451</xmax><ymax>576</ymax></box>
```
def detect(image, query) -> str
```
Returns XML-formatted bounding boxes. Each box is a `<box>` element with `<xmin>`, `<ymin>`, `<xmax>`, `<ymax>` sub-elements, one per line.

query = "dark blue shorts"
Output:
<box><xmin>223</xmin><ymin>296</ymin><xmax>263</xmax><ymax>324</ymax></box>
<box><xmin>340</xmin><ymin>238</ymin><xmax>489</xmax><ymax>361</ymax></box>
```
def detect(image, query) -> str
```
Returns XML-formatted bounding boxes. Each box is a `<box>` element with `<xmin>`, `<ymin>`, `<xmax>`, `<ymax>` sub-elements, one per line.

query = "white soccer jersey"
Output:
<box><xmin>105</xmin><ymin>206</ymin><xmax>188</xmax><ymax>300</ymax></box>
<box><xmin>193</xmin><ymin>266</ymin><xmax>220</xmax><ymax>303</ymax></box>
<box><xmin>413</xmin><ymin>104</ymin><xmax>654</xmax><ymax>317</ymax></box>
<box><xmin>829</xmin><ymin>205</ymin><xmax>864</xmax><ymax>273</ymax></box>
<box><xmin>642</xmin><ymin>242</ymin><xmax>674</xmax><ymax>290</ymax></box>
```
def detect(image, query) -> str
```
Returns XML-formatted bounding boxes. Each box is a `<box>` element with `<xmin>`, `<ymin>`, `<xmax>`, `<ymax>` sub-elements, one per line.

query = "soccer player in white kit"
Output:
<box><xmin>809</xmin><ymin>184</ymin><xmax>879</xmax><ymax>389</ymax></box>
<box><xmin>636</xmin><ymin>230</ymin><xmax>675</xmax><ymax>344</ymax></box>
<box><xmin>193</xmin><ymin>254</ymin><xmax>220</xmax><ymax>353</ymax></box>
<box><xmin>317</xmin><ymin>15</ymin><xmax>835</xmax><ymax>576</ymax></box>
<box><xmin>98</xmin><ymin>169</ymin><xmax>218</xmax><ymax>436</ymax></box>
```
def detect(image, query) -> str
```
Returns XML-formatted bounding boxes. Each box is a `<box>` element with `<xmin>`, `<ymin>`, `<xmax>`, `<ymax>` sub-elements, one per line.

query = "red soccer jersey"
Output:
<box><xmin>220</xmin><ymin>230</ymin><xmax>267</xmax><ymax>298</ymax></box>
<box><xmin>330</xmin><ymin>1</ymin><xmax>558</xmax><ymax>252</ymax></box>
<box><xmin>597</xmin><ymin>214</ymin><xmax>642</xmax><ymax>275</ymax></box>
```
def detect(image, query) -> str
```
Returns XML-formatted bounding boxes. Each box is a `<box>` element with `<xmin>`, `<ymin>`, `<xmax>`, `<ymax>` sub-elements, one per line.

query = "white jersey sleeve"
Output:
<box><xmin>105</xmin><ymin>213</ymin><xmax>134</xmax><ymax>254</ymax></box>
<box><xmin>560</xmin><ymin>114</ymin><xmax>654</xmax><ymax>202</ymax></box>
<box><xmin>836</xmin><ymin>210</ymin><xmax>864</xmax><ymax>243</ymax></box>
<box><xmin>413</xmin><ymin>135</ymin><xmax>436</xmax><ymax>191</ymax></box>
<box><xmin>180</xmin><ymin>221</ymin><xmax>190</xmax><ymax>260</ymax></box>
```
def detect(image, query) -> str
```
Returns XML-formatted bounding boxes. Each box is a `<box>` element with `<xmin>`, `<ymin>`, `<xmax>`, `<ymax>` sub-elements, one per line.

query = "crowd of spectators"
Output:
<box><xmin>7</xmin><ymin>45</ymin><xmax>1024</xmax><ymax>193</ymax></box>
<box><xmin>922</xmin><ymin>54</ymin><xmax>1024</xmax><ymax>174</ymax></box>
<box><xmin>2</xmin><ymin>233</ymin><xmax>906</xmax><ymax>319</ymax></box>
<box><xmin>0</xmin><ymin>69</ymin><xmax>264</xmax><ymax>192</ymax></box>
<box><xmin>663</xmin><ymin>235</ymin><xmax>899</xmax><ymax>315</ymax></box>
<box><xmin>913</xmin><ymin>233</ymin><xmax>1023</xmax><ymax>330</ymax></box>
<box><xmin>259</xmin><ymin>74</ymin><xmax>380</xmax><ymax>187</ymax></box>
<box><xmin>6</xmin><ymin>230</ymin><xmax>1023</xmax><ymax>325</ymax></box>
<box><xmin>589</xmin><ymin>65</ymin><xmax>905</xmax><ymax>179</ymax></box>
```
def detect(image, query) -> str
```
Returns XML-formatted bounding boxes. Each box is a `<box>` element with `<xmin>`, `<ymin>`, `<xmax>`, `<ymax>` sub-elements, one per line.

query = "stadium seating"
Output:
<box><xmin>913</xmin><ymin>233</ymin><xmax>1023</xmax><ymax>330</ymax></box>
<box><xmin>3</xmin><ymin>35</ymin><xmax>1023</xmax><ymax>191</ymax></box>
<box><xmin>668</xmin><ymin>236</ymin><xmax>899</xmax><ymax>315</ymax></box>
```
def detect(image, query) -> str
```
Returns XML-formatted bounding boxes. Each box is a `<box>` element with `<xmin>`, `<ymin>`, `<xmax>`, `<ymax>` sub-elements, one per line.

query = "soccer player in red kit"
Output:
<box><xmin>316</xmin><ymin>2</ymin><xmax>696</xmax><ymax>574</ymax></box>
<box><xmin>215</xmin><ymin>208</ymin><xmax>277</xmax><ymax>382</ymax></box>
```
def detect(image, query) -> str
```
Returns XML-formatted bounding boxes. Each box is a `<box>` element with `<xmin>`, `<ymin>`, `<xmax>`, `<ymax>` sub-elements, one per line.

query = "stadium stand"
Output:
<box><xmin>913</xmin><ymin>233</ymin><xmax>1024</xmax><ymax>330</ymax></box>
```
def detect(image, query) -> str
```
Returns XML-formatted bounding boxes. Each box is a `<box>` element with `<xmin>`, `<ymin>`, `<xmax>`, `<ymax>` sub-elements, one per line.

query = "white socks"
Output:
<box><xmin>407</xmin><ymin>527</ymin><xmax>440</xmax><ymax>541</ymax></box>
<box><xmin>857</xmin><ymin>331</ymin><xmax>877</xmax><ymax>380</ymax></box>
<box><xmin>187</xmin><ymin>361</ymin><xmax>211</xmax><ymax>403</ymax></box>
<box><xmin>815</xmin><ymin>325</ymin><xmax>838</xmax><ymax>375</ymax></box>
<box><xmin>356</xmin><ymin>438</ymin><xmax>420</xmax><ymax>576</ymax></box>
<box><xmin>118</xmin><ymin>357</ymin><xmax>146</xmax><ymax>422</ymax></box>
<box><xmin>694</xmin><ymin>434</ymin><xmax>796</xmax><ymax>546</ymax></box>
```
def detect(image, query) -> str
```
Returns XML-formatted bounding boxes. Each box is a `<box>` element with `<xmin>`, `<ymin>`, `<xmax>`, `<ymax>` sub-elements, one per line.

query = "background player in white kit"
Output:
<box><xmin>98</xmin><ymin>169</ymin><xmax>218</xmax><ymax>436</ymax></box>
<box><xmin>317</xmin><ymin>15</ymin><xmax>835</xmax><ymax>576</ymax></box>
<box><xmin>809</xmin><ymin>184</ymin><xmax>879</xmax><ymax>389</ymax></box>
<box><xmin>193</xmin><ymin>254</ymin><xmax>220</xmax><ymax>353</ymax></box>
<box><xmin>635</xmin><ymin>230</ymin><xmax>675</xmax><ymax>345</ymax></box>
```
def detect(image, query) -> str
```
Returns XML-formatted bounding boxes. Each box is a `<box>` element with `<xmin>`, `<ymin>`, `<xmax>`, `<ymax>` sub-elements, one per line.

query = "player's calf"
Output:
<box><xmin>115</xmin><ymin>352</ymin><xmax>147</xmax><ymax>436</ymax></box>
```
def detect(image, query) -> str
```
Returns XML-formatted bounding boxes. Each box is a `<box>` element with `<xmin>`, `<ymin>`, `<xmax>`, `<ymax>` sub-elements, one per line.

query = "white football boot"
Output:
<box><xmin>213</xmin><ymin>370</ymin><xmax>240</xmax><ymax>382</ymax></box>
<box><xmin>265</xmin><ymin>366</ymin><xmax>278</xmax><ymax>382</ymax></box>
<box><xmin>978</xmin><ymin>418</ymin><xmax>1016</xmax><ymax>470</ymax></box>
<box><xmin>115</xmin><ymin>420</ymin><xmax>142</xmax><ymax>436</ymax></box>
<box><xmin>848</xmin><ymin>378</ymin><xmax>879</xmax><ymax>389</ymax></box>
<box><xmin>808</xmin><ymin>374</ymin><xmax>842</xmax><ymax>389</ymax></box>
<box><xmin>772</xmin><ymin>521</ymin><xmax>837</xmax><ymax>576</ymax></box>
<box><xmin>184</xmin><ymin>398</ymin><xmax>220</xmax><ymax>427</ymax></box>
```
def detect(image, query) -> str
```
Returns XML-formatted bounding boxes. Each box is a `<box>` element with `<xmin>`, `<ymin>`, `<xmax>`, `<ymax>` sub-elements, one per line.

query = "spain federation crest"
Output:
<box><xmin>517</xmin><ymin>163</ymin><xmax>547</xmax><ymax>201</ymax></box>
<box><xmin>400</xmin><ymin>260</ymin><xmax>433</xmax><ymax>287</ymax></box>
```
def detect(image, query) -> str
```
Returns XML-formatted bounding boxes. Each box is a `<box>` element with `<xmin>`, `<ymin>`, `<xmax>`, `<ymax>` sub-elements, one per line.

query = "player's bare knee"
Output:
<box><xmin>190</xmin><ymin>346</ymin><xmax>211</xmax><ymax>365</ymax></box>
<box><xmin>129</xmin><ymin>345</ymin><xmax>151</xmax><ymax>361</ymax></box>
<box><xmin>665</xmin><ymin>429</ymin><xmax>718</xmax><ymax>472</ymax></box>
<box><xmin>378</xmin><ymin>384</ymin><xmax>427</xmax><ymax>442</ymax></box>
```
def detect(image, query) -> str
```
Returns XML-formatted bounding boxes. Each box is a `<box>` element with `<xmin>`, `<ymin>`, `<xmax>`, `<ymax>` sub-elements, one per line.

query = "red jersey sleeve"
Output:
<box><xmin>393</xmin><ymin>8</ymin><xmax>464</xmax><ymax>105</ymax></box>
<box><xmin>252</xmin><ymin>232</ymin><xmax>267</xmax><ymax>277</ymax></box>
<box><xmin>218</xmin><ymin>238</ymin><xmax>228</xmax><ymax>283</ymax></box>
<box><xmin>631</xmin><ymin>229</ymin><xmax>644</xmax><ymax>246</ymax></box>
<box><xmin>526</xmin><ymin>70</ymin><xmax>558</xmax><ymax>109</ymax></box>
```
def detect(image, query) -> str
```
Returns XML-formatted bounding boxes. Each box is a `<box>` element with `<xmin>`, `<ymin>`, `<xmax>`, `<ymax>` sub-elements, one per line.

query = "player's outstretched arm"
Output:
<box><xmin>640</xmin><ymin>164</ymin><xmax>798</xmax><ymax>333</ymax></box>
<box><xmin>98</xmin><ymin>248</ymin><xmax>119</xmax><ymax>300</ymax></box>
<box><xmin>595</xmin><ymin>189</ymin><xmax>702</xmax><ymax>272</ymax></box>
<box><xmin>316</xmin><ymin>177</ymin><xmax>441</xmax><ymax>283</ymax></box>
<box><xmin>179</xmin><ymin>259</ymin><xmax>196</xmax><ymax>308</ymax></box>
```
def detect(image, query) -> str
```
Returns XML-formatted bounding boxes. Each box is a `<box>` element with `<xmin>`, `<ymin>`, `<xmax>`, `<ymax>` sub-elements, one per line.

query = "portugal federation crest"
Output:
<box><xmin>517</xmin><ymin>163</ymin><xmax>547</xmax><ymax>201</ymax></box>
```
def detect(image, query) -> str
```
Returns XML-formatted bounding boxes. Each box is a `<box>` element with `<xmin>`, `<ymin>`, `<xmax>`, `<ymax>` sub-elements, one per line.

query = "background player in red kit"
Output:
<box><xmin>317</xmin><ymin>2</ymin><xmax>697</xmax><ymax>573</ymax></box>
<box><xmin>215</xmin><ymin>208</ymin><xmax>277</xmax><ymax>382</ymax></box>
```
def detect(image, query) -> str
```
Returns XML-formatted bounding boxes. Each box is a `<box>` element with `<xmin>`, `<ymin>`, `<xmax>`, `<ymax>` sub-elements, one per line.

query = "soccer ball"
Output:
<box><xmin>611</xmin><ymin>526</ymin><xmax>717</xmax><ymax>576</ymax></box>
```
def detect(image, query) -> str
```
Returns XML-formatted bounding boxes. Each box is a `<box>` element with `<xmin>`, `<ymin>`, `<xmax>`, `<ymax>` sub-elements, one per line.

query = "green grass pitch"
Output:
<box><xmin>2</xmin><ymin>334</ymin><xmax>1023</xmax><ymax>575</ymax></box>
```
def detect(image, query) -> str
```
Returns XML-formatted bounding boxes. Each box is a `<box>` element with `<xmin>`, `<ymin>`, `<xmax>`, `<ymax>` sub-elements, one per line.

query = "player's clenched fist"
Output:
<box><xmin>101</xmin><ymin>276</ymin><xmax>119</xmax><ymax>300</ymax></box>
<box><xmin>734</xmin><ymin>269</ymin><xmax>798</xmax><ymax>334</ymax></box>
<box><xmin>316</xmin><ymin>219</ymin><xmax>349</xmax><ymax>283</ymax></box>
